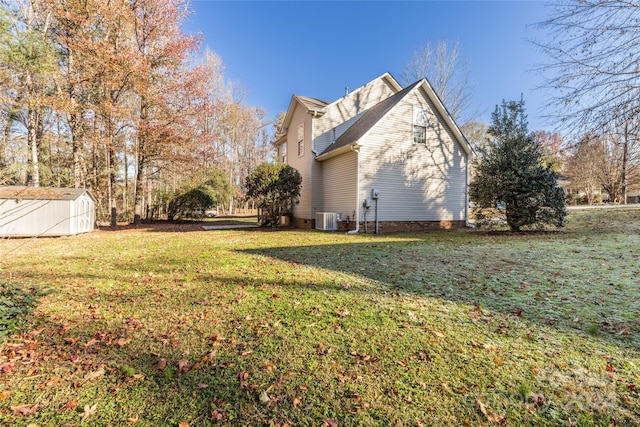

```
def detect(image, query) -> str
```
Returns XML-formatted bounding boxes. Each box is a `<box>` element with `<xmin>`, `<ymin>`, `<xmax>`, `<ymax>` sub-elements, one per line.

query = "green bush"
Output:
<box><xmin>167</xmin><ymin>168</ymin><xmax>233</xmax><ymax>221</ymax></box>
<box><xmin>245</xmin><ymin>162</ymin><xmax>302</xmax><ymax>227</ymax></box>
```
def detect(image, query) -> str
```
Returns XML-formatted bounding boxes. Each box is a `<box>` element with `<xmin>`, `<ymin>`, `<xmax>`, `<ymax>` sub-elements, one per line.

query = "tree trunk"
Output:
<box><xmin>621</xmin><ymin>121</ymin><xmax>629</xmax><ymax>204</ymax></box>
<box><xmin>26</xmin><ymin>105</ymin><xmax>40</xmax><ymax>187</ymax></box>
<box><xmin>133</xmin><ymin>151</ymin><xmax>145</xmax><ymax>224</ymax></box>
<box><xmin>69</xmin><ymin>112</ymin><xmax>83</xmax><ymax>188</ymax></box>
<box><xmin>133</xmin><ymin>99</ymin><xmax>148</xmax><ymax>224</ymax></box>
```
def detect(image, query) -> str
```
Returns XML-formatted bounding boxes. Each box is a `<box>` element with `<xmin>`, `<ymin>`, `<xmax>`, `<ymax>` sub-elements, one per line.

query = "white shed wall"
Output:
<box><xmin>0</xmin><ymin>199</ymin><xmax>72</xmax><ymax>237</ymax></box>
<box><xmin>0</xmin><ymin>193</ymin><xmax>95</xmax><ymax>237</ymax></box>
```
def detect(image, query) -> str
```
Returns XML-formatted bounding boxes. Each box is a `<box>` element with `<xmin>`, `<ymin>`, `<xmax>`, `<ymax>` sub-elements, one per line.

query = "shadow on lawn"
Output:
<box><xmin>242</xmin><ymin>235</ymin><xmax>640</xmax><ymax>351</ymax></box>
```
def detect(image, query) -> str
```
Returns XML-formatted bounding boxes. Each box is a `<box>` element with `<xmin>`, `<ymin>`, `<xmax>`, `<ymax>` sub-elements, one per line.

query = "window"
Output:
<box><xmin>413</xmin><ymin>125</ymin><xmax>426</xmax><ymax>144</ymax></box>
<box><xmin>297</xmin><ymin>124</ymin><xmax>304</xmax><ymax>157</ymax></box>
<box><xmin>413</xmin><ymin>106</ymin><xmax>428</xmax><ymax>144</ymax></box>
<box><xmin>281</xmin><ymin>143</ymin><xmax>287</xmax><ymax>163</ymax></box>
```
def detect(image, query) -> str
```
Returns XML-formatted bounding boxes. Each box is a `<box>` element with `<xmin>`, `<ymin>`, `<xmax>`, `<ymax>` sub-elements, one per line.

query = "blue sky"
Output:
<box><xmin>185</xmin><ymin>1</ymin><xmax>551</xmax><ymax>131</ymax></box>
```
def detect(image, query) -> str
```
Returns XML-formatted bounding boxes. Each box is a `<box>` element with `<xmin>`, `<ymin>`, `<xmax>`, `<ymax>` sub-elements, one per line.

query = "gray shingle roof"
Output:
<box><xmin>318</xmin><ymin>80</ymin><xmax>422</xmax><ymax>157</ymax></box>
<box><xmin>295</xmin><ymin>95</ymin><xmax>329</xmax><ymax>111</ymax></box>
<box><xmin>0</xmin><ymin>186</ymin><xmax>92</xmax><ymax>201</ymax></box>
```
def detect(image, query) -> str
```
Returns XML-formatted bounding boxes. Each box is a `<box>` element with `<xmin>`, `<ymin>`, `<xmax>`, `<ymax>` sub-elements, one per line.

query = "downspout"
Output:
<box><xmin>310</xmin><ymin>110</ymin><xmax>320</xmax><ymax>157</ymax></box>
<box><xmin>348</xmin><ymin>143</ymin><xmax>361</xmax><ymax>234</ymax></box>
<box><xmin>465</xmin><ymin>153</ymin><xmax>471</xmax><ymax>227</ymax></box>
<box><xmin>310</xmin><ymin>112</ymin><xmax>319</xmax><ymax>224</ymax></box>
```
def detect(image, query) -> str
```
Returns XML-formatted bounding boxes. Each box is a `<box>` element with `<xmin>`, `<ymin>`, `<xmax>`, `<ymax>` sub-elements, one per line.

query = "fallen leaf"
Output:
<box><xmin>259</xmin><ymin>390</ymin><xmax>270</xmax><ymax>404</ymax></box>
<box><xmin>61</xmin><ymin>399</ymin><xmax>79</xmax><ymax>412</ymax></box>
<box><xmin>476</xmin><ymin>399</ymin><xmax>488</xmax><ymax>416</ymax></box>
<box><xmin>530</xmin><ymin>392</ymin><xmax>546</xmax><ymax>406</ymax></box>
<box><xmin>179</xmin><ymin>422</ymin><xmax>190</xmax><ymax>427</ymax></box>
<box><xmin>10</xmin><ymin>404</ymin><xmax>38</xmax><ymax>415</ymax></box>
<box><xmin>483</xmin><ymin>343</ymin><xmax>497</xmax><ymax>352</ymax></box>
<box><xmin>431</xmin><ymin>331</ymin><xmax>445</xmax><ymax>339</ymax></box>
<box><xmin>84</xmin><ymin>367</ymin><xmax>105</xmax><ymax>381</ymax></box>
<box><xmin>0</xmin><ymin>390</ymin><xmax>11</xmax><ymax>400</ymax></box>
<box><xmin>80</xmin><ymin>404</ymin><xmax>97</xmax><ymax>421</ymax></box>
<box><xmin>486</xmin><ymin>412</ymin><xmax>505</xmax><ymax>422</ymax></box>
<box><xmin>178</xmin><ymin>359</ymin><xmax>190</xmax><ymax>374</ymax></box>
<box><xmin>293</xmin><ymin>396</ymin><xmax>302</xmax><ymax>408</ymax></box>
<box><xmin>476</xmin><ymin>398</ymin><xmax>505</xmax><ymax>423</ymax></box>
<box><xmin>211</xmin><ymin>409</ymin><xmax>225</xmax><ymax>420</ymax></box>
<box><xmin>322</xmin><ymin>419</ymin><xmax>338</xmax><ymax>427</ymax></box>
<box><xmin>128</xmin><ymin>414</ymin><xmax>139</xmax><ymax>424</ymax></box>
<box><xmin>153</xmin><ymin>358</ymin><xmax>167</xmax><ymax>371</ymax></box>
<box><xmin>117</xmin><ymin>338</ymin><xmax>132</xmax><ymax>347</ymax></box>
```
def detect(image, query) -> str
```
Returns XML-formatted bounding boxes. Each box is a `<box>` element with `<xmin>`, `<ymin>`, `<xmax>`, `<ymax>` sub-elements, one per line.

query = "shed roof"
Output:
<box><xmin>0</xmin><ymin>186</ymin><xmax>94</xmax><ymax>201</ymax></box>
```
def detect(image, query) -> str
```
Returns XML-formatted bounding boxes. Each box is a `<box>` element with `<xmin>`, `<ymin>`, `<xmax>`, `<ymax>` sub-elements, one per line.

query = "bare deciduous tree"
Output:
<box><xmin>534</xmin><ymin>0</ymin><xmax>640</xmax><ymax>133</ymax></box>
<box><xmin>402</xmin><ymin>40</ymin><xmax>475</xmax><ymax>124</ymax></box>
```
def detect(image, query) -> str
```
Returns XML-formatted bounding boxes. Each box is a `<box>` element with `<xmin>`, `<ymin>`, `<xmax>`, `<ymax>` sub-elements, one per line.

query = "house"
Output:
<box><xmin>0</xmin><ymin>186</ymin><xmax>95</xmax><ymax>237</ymax></box>
<box><xmin>274</xmin><ymin>72</ymin><xmax>472</xmax><ymax>233</ymax></box>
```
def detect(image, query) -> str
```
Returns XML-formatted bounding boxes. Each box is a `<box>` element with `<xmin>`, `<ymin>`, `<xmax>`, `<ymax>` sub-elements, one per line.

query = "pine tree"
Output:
<box><xmin>469</xmin><ymin>99</ymin><xmax>567</xmax><ymax>231</ymax></box>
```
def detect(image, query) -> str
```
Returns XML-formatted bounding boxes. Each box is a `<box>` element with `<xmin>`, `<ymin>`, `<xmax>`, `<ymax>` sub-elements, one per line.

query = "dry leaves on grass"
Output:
<box><xmin>476</xmin><ymin>398</ymin><xmax>505</xmax><ymax>424</ymax></box>
<box><xmin>80</xmin><ymin>404</ymin><xmax>97</xmax><ymax>421</ymax></box>
<box><xmin>292</xmin><ymin>396</ymin><xmax>302</xmax><ymax>408</ymax></box>
<box><xmin>10</xmin><ymin>404</ymin><xmax>38</xmax><ymax>416</ymax></box>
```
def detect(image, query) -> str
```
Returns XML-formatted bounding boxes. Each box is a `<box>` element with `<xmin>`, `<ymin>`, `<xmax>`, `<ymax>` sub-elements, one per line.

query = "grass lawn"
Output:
<box><xmin>0</xmin><ymin>208</ymin><xmax>639</xmax><ymax>426</ymax></box>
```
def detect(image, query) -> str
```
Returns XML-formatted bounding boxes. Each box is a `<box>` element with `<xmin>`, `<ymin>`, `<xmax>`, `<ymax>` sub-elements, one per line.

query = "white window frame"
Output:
<box><xmin>413</xmin><ymin>106</ymin><xmax>428</xmax><ymax>144</ymax></box>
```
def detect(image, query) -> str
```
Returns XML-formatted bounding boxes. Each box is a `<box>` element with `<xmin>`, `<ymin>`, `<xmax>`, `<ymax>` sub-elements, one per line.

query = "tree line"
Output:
<box><xmin>0</xmin><ymin>0</ymin><xmax>271</xmax><ymax>224</ymax></box>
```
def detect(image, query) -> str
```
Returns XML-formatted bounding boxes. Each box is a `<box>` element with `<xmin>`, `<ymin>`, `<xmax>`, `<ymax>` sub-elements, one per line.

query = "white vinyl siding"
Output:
<box><xmin>359</xmin><ymin>88</ymin><xmax>468</xmax><ymax>222</ymax></box>
<box><xmin>320</xmin><ymin>151</ymin><xmax>357</xmax><ymax>220</ymax></box>
<box><xmin>312</xmin><ymin>76</ymin><xmax>399</xmax><ymax>215</ymax></box>
<box><xmin>313</xmin><ymin>76</ymin><xmax>398</xmax><ymax>154</ymax></box>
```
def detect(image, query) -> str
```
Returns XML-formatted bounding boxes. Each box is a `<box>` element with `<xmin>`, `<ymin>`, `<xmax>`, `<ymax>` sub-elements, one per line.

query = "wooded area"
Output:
<box><xmin>0</xmin><ymin>0</ymin><xmax>272</xmax><ymax>223</ymax></box>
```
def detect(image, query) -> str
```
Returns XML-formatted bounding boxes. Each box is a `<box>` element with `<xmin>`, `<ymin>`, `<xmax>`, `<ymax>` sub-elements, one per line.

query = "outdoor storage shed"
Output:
<box><xmin>0</xmin><ymin>186</ymin><xmax>95</xmax><ymax>237</ymax></box>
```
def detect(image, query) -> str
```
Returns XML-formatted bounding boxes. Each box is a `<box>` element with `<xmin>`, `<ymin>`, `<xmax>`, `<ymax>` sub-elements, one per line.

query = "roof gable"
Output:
<box><xmin>319</xmin><ymin>81</ymin><xmax>422</xmax><ymax>157</ymax></box>
<box><xmin>278</xmin><ymin>73</ymin><xmax>402</xmax><ymax>136</ymax></box>
<box><xmin>317</xmin><ymin>78</ymin><xmax>471</xmax><ymax>159</ymax></box>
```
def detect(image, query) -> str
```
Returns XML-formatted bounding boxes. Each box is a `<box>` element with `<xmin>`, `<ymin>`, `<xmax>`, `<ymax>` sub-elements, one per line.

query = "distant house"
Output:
<box><xmin>0</xmin><ymin>186</ymin><xmax>95</xmax><ymax>237</ymax></box>
<box><xmin>274</xmin><ymin>72</ymin><xmax>472</xmax><ymax>232</ymax></box>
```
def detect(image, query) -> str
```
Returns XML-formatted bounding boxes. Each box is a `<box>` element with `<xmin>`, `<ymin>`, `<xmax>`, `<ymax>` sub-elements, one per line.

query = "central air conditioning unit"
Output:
<box><xmin>316</xmin><ymin>212</ymin><xmax>338</xmax><ymax>231</ymax></box>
